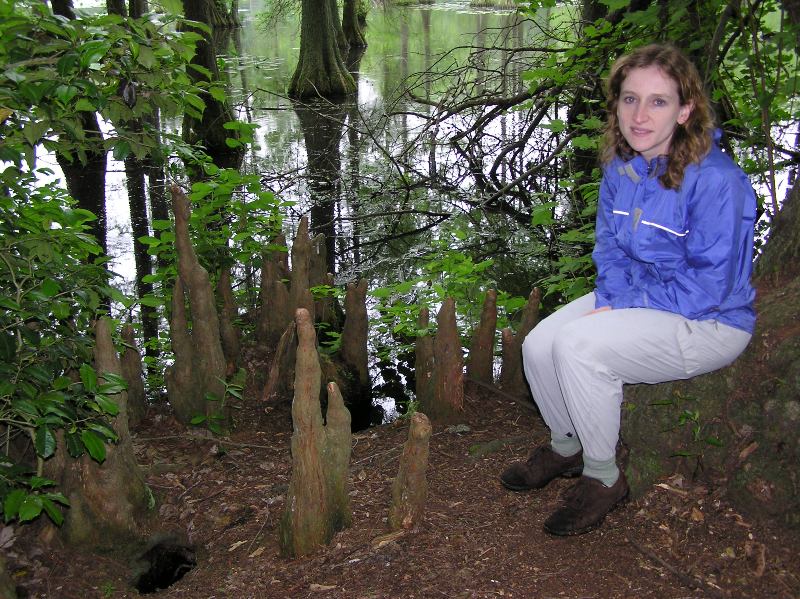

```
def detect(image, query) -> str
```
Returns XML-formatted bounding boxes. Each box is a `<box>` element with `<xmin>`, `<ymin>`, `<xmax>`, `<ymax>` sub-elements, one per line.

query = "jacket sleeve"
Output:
<box><xmin>592</xmin><ymin>170</ymin><xmax>639</xmax><ymax>309</ymax></box>
<box><xmin>644</xmin><ymin>168</ymin><xmax>754</xmax><ymax>318</ymax></box>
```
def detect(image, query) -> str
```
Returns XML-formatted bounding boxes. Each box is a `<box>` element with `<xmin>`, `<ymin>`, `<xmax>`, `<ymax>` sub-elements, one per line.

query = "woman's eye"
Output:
<box><xmin>653</xmin><ymin>98</ymin><xmax>666</xmax><ymax>106</ymax></box>
<box><xmin>623</xmin><ymin>96</ymin><xmax>636</xmax><ymax>104</ymax></box>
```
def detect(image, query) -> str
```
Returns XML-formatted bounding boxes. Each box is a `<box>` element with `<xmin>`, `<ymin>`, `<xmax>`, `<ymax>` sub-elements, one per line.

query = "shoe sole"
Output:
<box><xmin>542</xmin><ymin>490</ymin><xmax>630</xmax><ymax>536</ymax></box>
<box><xmin>499</xmin><ymin>465</ymin><xmax>584</xmax><ymax>492</ymax></box>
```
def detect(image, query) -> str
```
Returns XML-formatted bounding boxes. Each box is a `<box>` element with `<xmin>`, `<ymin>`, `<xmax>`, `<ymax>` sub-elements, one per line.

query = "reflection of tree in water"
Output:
<box><xmin>292</xmin><ymin>99</ymin><xmax>347</xmax><ymax>276</ymax></box>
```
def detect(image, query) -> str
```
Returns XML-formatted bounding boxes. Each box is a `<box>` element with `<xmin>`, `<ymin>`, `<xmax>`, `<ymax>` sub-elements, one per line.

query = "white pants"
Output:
<box><xmin>521</xmin><ymin>292</ymin><xmax>751</xmax><ymax>462</ymax></box>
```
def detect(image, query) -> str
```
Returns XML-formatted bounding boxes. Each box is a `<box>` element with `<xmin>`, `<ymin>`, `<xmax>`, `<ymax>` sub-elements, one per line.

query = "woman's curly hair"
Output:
<box><xmin>600</xmin><ymin>43</ymin><xmax>715</xmax><ymax>190</ymax></box>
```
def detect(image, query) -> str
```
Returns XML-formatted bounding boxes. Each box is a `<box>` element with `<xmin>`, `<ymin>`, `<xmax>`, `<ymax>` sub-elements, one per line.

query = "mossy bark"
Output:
<box><xmin>120</xmin><ymin>324</ymin><xmax>147</xmax><ymax>429</ymax></box>
<box><xmin>342</xmin><ymin>0</ymin><xmax>367</xmax><ymax>48</ymax></box>
<box><xmin>388</xmin><ymin>412</ymin><xmax>432</xmax><ymax>531</ymax></box>
<box><xmin>279</xmin><ymin>309</ymin><xmax>332</xmax><ymax>557</ymax></box>
<box><xmin>499</xmin><ymin>288</ymin><xmax>540</xmax><ymax>397</ymax></box>
<box><xmin>46</xmin><ymin>319</ymin><xmax>151</xmax><ymax>550</ymax></box>
<box><xmin>429</xmin><ymin>298</ymin><xmax>464</xmax><ymax>423</ymax></box>
<box><xmin>466</xmin><ymin>289</ymin><xmax>497</xmax><ymax>384</ymax></box>
<box><xmin>621</xmin><ymin>180</ymin><xmax>800</xmax><ymax>530</ymax></box>
<box><xmin>289</xmin><ymin>0</ymin><xmax>356</xmax><ymax>99</ymax></box>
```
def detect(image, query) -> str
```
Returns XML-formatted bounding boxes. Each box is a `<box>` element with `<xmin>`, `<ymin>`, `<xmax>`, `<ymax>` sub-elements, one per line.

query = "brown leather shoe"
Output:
<box><xmin>543</xmin><ymin>472</ymin><xmax>629</xmax><ymax>536</ymax></box>
<box><xmin>500</xmin><ymin>446</ymin><xmax>583</xmax><ymax>491</ymax></box>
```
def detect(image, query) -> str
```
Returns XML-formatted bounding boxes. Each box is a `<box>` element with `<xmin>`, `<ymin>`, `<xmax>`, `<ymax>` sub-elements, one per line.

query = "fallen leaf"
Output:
<box><xmin>309</xmin><ymin>583</ymin><xmax>336</xmax><ymax>592</ymax></box>
<box><xmin>738</xmin><ymin>441</ymin><xmax>759</xmax><ymax>462</ymax></box>
<box><xmin>690</xmin><ymin>507</ymin><xmax>704</xmax><ymax>522</ymax></box>
<box><xmin>248</xmin><ymin>546</ymin><xmax>265</xmax><ymax>558</ymax></box>
<box><xmin>228</xmin><ymin>540</ymin><xmax>247</xmax><ymax>552</ymax></box>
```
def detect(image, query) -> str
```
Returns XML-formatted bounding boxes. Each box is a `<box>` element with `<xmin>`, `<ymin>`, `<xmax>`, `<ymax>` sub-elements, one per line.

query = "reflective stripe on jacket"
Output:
<box><xmin>592</xmin><ymin>135</ymin><xmax>757</xmax><ymax>333</ymax></box>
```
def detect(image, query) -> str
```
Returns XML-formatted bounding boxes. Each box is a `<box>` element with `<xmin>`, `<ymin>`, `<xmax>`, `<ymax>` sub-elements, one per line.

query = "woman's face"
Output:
<box><xmin>616</xmin><ymin>65</ymin><xmax>693</xmax><ymax>160</ymax></box>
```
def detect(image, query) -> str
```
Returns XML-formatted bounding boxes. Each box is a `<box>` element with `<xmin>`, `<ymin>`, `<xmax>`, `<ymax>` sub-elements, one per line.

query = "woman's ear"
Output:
<box><xmin>677</xmin><ymin>101</ymin><xmax>694</xmax><ymax>125</ymax></box>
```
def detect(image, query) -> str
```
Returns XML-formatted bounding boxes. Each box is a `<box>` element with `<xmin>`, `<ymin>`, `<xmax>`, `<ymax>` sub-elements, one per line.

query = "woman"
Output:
<box><xmin>500</xmin><ymin>43</ymin><xmax>756</xmax><ymax>536</ymax></box>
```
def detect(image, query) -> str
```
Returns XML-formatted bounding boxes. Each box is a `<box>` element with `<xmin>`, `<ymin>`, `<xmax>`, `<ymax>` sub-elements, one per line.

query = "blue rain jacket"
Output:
<box><xmin>592</xmin><ymin>133</ymin><xmax>757</xmax><ymax>333</ymax></box>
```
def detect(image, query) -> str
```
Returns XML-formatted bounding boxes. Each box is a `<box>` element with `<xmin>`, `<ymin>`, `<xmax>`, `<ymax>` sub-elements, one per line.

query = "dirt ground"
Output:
<box><xmin>6</xmin><ymin>372</ymin><xmax>800</xmax><ymax>599</ymax></box>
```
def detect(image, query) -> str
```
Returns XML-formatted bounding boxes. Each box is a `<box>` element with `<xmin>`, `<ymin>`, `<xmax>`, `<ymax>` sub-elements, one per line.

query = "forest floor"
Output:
<box><xmin>6</xmin><ymin>353</ymin><xmax>800</xmax><ymax>599</ymax></box>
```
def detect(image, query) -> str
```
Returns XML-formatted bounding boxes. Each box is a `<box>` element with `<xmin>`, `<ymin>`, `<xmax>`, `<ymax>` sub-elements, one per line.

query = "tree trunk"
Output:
<box><xmin>622</xmin><ymin>180</ymin><xmax>800</xmax><ymax>529</ymax></box>
<box><xmin>289</xmin><ymin>0</ymin><xmax>356</xmax><ymax>99</ymax></box>
<box><xmin>181</xmin><ymin>0</ymin><xmax>243</xmax><ymax>170</ymax></box>
<box><xmin>120</xmin><ymin>324</ymin><xmax>147</xmax><ymax>429</ymax></box>
<box><xmin>429</xmin><ymin>298</ymin><xmax>464</xmax><ymax>423</ymax></box>
<box><xmin>125</xmin><ymin>155</ymin><xmax>159</xmax><ymax>370</ymax></box>
<box><xmin>342</xmin><ymin>0</ymin><xmax>367</xmax><ymax>48</ymax></box>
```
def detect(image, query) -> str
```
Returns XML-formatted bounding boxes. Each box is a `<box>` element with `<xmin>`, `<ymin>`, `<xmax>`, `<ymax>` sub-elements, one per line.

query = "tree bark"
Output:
<box><xmin>388</xmin><ymin>412</ymin><xmax>432</xmax><ymax>531</ymax></box>
<box><xmin>415</xmin><ymin>307</ymin><xmax>435</xmax><ymax>413</ymax></box>
<box><xmin>167</xmin><ymin>187</ymin><xmax>227</xmax><ymax>423</ymax></box>
<box><xmin>45</xmin><ymin>319</ymin><xmax>151</xmax><ymax>549</ymax></box>
<box><xmin>289</xmin><ymin>0</ymin><xmax>356</xmax><ymax>99</ymax></box>
<box><xmin>429</xmin><ymin>298</ymin><xmax>464</xmax><ymax>423</ymax></box>
<box><xmin>323</xmin><ymin>381</ymin><xmax>352</xmax><ymax>532</ymax></box>
<box><xmin>621</xmin><ymin>180</ymin><xmax>800</xmax><ymax>529</ymax></box>
<box><xmin>466</xmin><ymin>289</ymin><xmax>497</xmax><ymax>384</ymax></box>
<box><xmin>279</xmin><ymin>309</ymin><xmax>332</xmax><ymax>557</ymax></box>
<box><xmin>342</xmin><ymin>0</ymin><xmax>367</xmax><ymax>48</ymax></box>
<box><xmin>499</xmin><ymin>288</ymin><xmax>540</xmax><ymax>397</ymax></box>
<box><xmin>181</xmin><ymin>0</ymin><xmax>243</xmax><ymax>170</ymax></box>
<box><xmin>120</xmin><ymin>324</ymin><xmax>147</xmax><ymax>429</ymax></box>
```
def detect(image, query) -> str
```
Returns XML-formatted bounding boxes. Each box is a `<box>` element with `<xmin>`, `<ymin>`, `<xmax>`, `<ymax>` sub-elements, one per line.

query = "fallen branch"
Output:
<box><xmin>626</xmin><ymin>536</ymin><xmax>728</xmax><ymax>599</ymax></box>
<box><xmin>466</xmin><ymin>376</ymin><xmax>537</xmax><ymax>412</ymax></box>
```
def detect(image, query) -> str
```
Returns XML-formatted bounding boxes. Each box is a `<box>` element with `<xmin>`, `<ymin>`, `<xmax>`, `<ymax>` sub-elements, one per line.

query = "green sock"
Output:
<box><xmin>582</xmin><ymin>455</ymin><xmax>619</xmax><ymax>487</ymax></box>
<box><xmin>550</xmin><ymin>435</ymin><xmax>582</xmax><ymax>458</ymax></box>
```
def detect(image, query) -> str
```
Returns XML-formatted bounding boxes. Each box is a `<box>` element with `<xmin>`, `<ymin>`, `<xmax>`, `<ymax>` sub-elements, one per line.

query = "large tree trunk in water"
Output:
<box><xmin>621</xmin><ymin>180</ymin><xmax>800</xmax><ymax>530</ymax></box>
<box><xmin>289</xmin><ymin>0</ymin><xmax>356</xmax><ymax>99</ymax></box>
<box><xmin>342</xmin><ymin>0</ymin><xmax>367</xmax><ymax>48</ymax></box>
<box><xmin>181</xmin><ymin>0</ymin><xmax>243</xmax><ymax>170</ymax></box>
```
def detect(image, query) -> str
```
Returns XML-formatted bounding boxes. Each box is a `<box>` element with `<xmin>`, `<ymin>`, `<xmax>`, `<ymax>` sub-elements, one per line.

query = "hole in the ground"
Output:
<box><xmin>133</xmin><ymin>542</ymin><xmax>196</xmax><ymax>594</ymax></box>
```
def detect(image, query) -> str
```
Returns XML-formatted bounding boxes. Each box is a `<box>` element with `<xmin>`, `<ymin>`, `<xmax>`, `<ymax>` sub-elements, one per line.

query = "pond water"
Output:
<box><xmin>94</xmin><ymin>1</ymin><xmax>537</xmax><ymax>290</ymax></box>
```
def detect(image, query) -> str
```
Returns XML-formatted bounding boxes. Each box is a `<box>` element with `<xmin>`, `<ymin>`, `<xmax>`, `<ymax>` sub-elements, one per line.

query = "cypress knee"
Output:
<box><xmin>45</xmin><ymin>318</ymin><xmax>151</xmax><ymax>548</ymax></box>
<box><xmin>165</xmin><ymin>277</ymin><xmax>203</xmax><ymax>422</ymax></box>
<box><xmin>261</xmin><ymin>321</ymin><xmax>297</xmax><ymax>402</ymax></box>
<box><xmin>170</xmin><ymin>186</ymin><xmax>227</xmax><ymax>422</ymax></box>
<box><xmin>414</xmin><ymin>307</ymin><xmax>434</xmax><ymax>414</ymax></box>
<box><xmin>290</xmin><ymin>216</ymin><xmax>315</xmax><ymax>320</ymax></box>
<box><xmin>120</xmin><ymin>324</ymin><xmax>147</xmax><ymax>428</ymax></box>
<box><xmin>466</xmin><ymin>289</ymin><xmax>497</xmax><ymax>384</ymax></box>
<box><xmin>430</xmin><ymin>298</ymin><xmax>464</xmax><ymax>423</ymax></box>
<box><xmin>279</xmin><ymin>309</ymin><xmax>331</xmax><ymax>557</ymax></box>
<box><xmin>217</xmin><ymin>266</ymin><xmax>241</xmax><ymax>376</ymax></box>
<box><xmin>257</xmin><ymin>234</ymin><xmax>291</xmax><ymax>345</ymax></box>
<box><xmin>324</xmin><ymin>381</ymin><xmax>352</xmax><ymax>532</ymax></box>
<box><xmin>388</xmin><ymin>412</ymin><xmax>432</xmax><ymax>531</ymax></box>
<box><xmin>499</xmin><ymin>288</ymin><xmax>540</xmax><ymax>397</ymax></box>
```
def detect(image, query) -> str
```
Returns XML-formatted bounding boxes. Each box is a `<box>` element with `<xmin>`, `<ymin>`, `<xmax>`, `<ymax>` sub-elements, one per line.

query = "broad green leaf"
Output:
<box><xmin>34</xmin><ymin>426</ymin><xmax>56</xmax><ymax>458</ymax></box>
<box><xmin>79</xmin><ymin>364</ymin><xmax>97</xmax><ymax>393</ymax></box>
<box><xmin>4</xmin><ymin>489</ymin><xmax>26</xmax><ymax>521</ymax></box>
<box><xmin>80</xmin><ymin>430</ymin><xmax>106</xmax><ymax>463</ymax></box>
<box><xmin>40</xmin><ymin>497</ymin><xmax>64</xmax><ymax>526</ymax></box>
<box><xmin>18</xmin><ymin>495</ymin><xmax>43</xmax><ymax>522</ymax></box>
